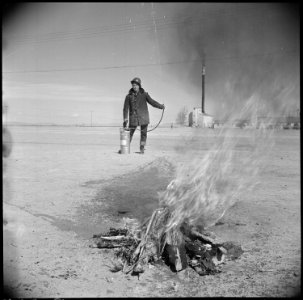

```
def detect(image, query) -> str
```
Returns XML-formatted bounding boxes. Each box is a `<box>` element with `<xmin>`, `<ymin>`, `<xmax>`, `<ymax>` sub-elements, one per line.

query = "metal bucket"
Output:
<box><xmin>119</xmin><ymin>128</ymin><xmax>130</xmax><ymax>154</ymax></box>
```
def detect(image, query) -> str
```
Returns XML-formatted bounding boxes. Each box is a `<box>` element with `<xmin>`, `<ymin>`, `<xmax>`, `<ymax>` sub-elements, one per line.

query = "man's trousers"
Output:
<box><xmin>129</xmin><ymin>124</ymin><xmax>148</xmax><ymax>148</ymax></box>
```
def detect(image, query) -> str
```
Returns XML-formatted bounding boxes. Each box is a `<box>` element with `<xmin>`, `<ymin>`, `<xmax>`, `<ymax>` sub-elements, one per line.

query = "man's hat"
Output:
<box><xmin>131</xmin><ymin>77</ymin><xmax>142</xmax><ymax>87</ymax></box>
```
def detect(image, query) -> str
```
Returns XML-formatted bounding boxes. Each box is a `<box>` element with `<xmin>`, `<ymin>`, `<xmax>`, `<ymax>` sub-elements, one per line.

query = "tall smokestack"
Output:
<box><xmin>202</xmin><ymin>62</ymin><xmax>205</xmax><ymax>114</ymax></box>
<box><xmin>201</xmin><ymin>52</ymin><xmax>206</xmax><ymax>114</ymax></box>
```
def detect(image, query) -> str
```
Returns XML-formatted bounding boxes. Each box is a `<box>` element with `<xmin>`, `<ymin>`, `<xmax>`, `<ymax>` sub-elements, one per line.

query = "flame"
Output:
<box><xmin>159</xmin><ymin>95</ymin><xmax>275</xmax><ymax>232</ymax></box>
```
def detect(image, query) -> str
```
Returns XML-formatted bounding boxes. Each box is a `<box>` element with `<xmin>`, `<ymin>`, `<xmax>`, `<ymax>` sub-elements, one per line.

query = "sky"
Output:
<box><xmin>2</xmin><ymin>3</ymin><xmax>300</xmax><ymax>125</ymax></box>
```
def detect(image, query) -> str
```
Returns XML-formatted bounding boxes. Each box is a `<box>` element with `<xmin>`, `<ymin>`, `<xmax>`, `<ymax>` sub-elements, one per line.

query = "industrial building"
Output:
<box><xmin>188</xmin><ymin>108</ymin><xmax>214</xmax><ymax>128</ymax></box>
<box><xmin>186</xmin><ymin>58</ymin><xmax>299</xmax><ymax>130</ymax></box>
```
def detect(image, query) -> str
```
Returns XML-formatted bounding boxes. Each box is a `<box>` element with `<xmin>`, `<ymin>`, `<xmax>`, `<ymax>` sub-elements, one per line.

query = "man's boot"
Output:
<box><xmin>140</xmin><ymin>145</ymin><xmax>144</xmax><ymax>154</ymax></box>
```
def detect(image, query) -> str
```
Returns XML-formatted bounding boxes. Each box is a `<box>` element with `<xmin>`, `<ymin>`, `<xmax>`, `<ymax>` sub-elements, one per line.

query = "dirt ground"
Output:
<box><xmin>3</xmin><ymin>126</ymin><xmax>301</xmax><ymax>297</ymax></box>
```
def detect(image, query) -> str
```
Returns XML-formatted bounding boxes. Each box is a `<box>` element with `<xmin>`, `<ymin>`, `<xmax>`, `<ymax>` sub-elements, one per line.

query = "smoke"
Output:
<box><xmin>154</xmin><ymin>2</ymin><xmax>298</xmax><ymax>242</ymax></box>
<box><xmin>166</xmin><ymin>3</ymin><xmax>299</xmax><ymax>117</ymax></box>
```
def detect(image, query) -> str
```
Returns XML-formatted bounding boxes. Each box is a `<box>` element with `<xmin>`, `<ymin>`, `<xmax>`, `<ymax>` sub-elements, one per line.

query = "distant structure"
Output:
<box><xmin>183</xmin><ymin>111</ymin><xmax>189</xmax><ymax>126</ymax></box>
<box><xmin>189</xmin><ymin>108</ymin><xmax>214</xmax><ymax>128</ymax></box>
<box><xmin>188</xmin><ymin>60</ymin><xmax>214</xmax><ymax>128</ymax></box>
<box><xmin>3</xmin><ymin>103</ymin><xmax>8</xmax><ymax>128</ymax></box>
<box><xmin>231</xmin><ymin>113</ymin><xmax>300</xmax><ymax>130</ymax></box>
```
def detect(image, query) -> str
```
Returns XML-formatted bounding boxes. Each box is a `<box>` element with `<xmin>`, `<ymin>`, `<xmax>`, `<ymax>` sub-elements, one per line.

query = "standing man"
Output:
<box><xmin>123</xmin><ymin>77</ymin><xmax>165</xmax><ymax>154</ymax></box>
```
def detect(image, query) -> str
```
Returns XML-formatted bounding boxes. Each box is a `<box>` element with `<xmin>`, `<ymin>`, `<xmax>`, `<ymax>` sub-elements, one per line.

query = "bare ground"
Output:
<box><xmin>3</xmin><ymin>126</ymin><xmax>300</xmax><ymax>297</ymax></box>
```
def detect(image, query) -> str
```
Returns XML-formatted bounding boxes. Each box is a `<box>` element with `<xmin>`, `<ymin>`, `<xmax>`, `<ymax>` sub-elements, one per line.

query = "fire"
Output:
<box><xmin>159</xmin><ymin>95</ymin><xmax>274</xmax><ymax>232</ymax></box>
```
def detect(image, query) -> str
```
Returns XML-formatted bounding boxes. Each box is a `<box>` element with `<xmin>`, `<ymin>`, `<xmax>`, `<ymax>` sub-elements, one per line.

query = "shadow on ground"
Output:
<box><xmin>39</xmin><ymin>157</ymin><xmax>175</xmax><ymax>239</ymax></box>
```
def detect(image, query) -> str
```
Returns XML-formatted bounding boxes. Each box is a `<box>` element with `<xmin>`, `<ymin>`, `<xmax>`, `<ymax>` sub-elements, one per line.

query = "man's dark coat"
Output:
<box><xmin>123</xmin><ymin>88</ymin><xmax>163</xmax><ymax>127</ymax></box>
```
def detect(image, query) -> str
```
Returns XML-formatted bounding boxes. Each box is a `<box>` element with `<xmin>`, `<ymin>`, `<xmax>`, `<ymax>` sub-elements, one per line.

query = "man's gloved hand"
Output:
<box><xmin>123</xmin><ymin>120</ymin><xmax>128</xmax><ymax>128</ymax></box>
<box><xmin>162</xmin><ymin>104</ymin><xmax>165</xmax><ymax>110</ymax></box>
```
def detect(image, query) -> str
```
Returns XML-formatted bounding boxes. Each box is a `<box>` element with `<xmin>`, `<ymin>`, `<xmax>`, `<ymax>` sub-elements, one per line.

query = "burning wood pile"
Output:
<box><xmin>90</xmin><ymin>207</ymin><xmax>243</xmax><ymax>276</ymax></box>
<box><xmin>89</xmin><ymin>99</ymin><xmax>271</xmax><ymax>276</ymax></box>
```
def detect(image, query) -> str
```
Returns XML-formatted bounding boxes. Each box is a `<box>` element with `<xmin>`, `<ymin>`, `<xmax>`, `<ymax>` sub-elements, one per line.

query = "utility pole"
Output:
<box><xmin>90</xmin><ymin>111</ymin><xmax>93</xmax><ymax>127</ymax></box>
